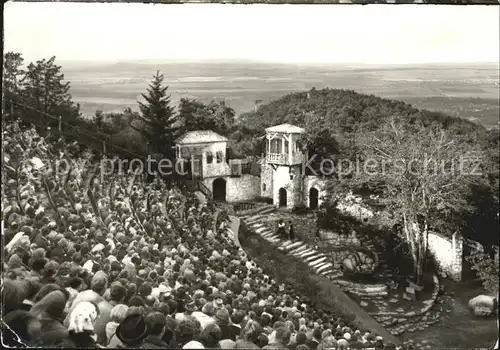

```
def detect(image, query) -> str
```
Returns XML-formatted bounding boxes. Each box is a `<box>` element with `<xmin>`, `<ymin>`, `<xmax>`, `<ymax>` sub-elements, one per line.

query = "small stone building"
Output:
<box><xmin>175</xmin><ymin>130</ymin><xmax>260</xmax><ymax>202</ymax></box>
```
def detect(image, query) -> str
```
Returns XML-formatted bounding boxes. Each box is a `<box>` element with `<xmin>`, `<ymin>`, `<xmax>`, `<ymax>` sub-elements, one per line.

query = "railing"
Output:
<box><xmin>266</xmin><ymin>153</ymin><xmax>288</xmax><ymax>164</ymax></box>
<box><xmin>266</xmin><ymin>152</ymin><xmax>304</xmax><ymax>165</ymax></box>
<box><xmin>197</xmin><ymin>180</ymin><xmax>213</xmax><ymax>199</ymax></box>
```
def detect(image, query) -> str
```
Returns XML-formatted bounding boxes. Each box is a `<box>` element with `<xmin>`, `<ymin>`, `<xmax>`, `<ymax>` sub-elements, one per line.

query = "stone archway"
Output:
<box><xmin>213</xmin><ymin>178</ymin><xmax>227</xmax><ymax>201</ymax></box>
<box><xmin>279</xmin><ymin>188</ymin><xmax>287</xmax><ymax>207</ymax></box>
<box><xmin>309</xmin><ymin>187</ymin><xmax>319</xmax><ymax>209</ymax></box>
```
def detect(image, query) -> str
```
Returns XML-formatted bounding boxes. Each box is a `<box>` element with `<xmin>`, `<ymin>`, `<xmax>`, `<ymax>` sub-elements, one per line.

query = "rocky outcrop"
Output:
<box><xmin>468</xmin><ymin>295</ymin><xmax>498</xmax><ymax>317</ymax></box>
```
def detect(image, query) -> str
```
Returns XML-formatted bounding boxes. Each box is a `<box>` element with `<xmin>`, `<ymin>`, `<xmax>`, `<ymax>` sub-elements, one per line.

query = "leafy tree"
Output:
<box><xmin>93</xmin><ymin>110</ymin><xmax>104</xmax><ymax>132</ymax></box>
<box><xmin>133</xmin><ymin>71</ymin><xmax>177</xmax><ymax>156</ymax></box>
<box><xmin>178</xmin><ymin>98</ymin><xmax>235</xmax><ymax>136</ymax></box>
<box><xmin>209</xmin><ymin>100</ymin><xmax>235</xmax><ymax>135</ymax></box>
<box><xmin>21</xmin><ymin>56</ymin><xmax>80</xmax><ymax>123</ymax></box>
<box><xmin>178</xmin><ymin>98</ymin><xmax>207</xmax><ymax>132</ymax></box>
<box><xmin>327</xmin><ymin>118</ymin><xmax>485</xmax><ymax>285</ymax></box>
<box><xmin>122</xmin><ymin>108</ymin><xmax>140</xmax><ymax>130</ymax></box>
<box><xmin>3</xmin><ymin>51</ymin><xmax>25</xmax><ymax>114</ymax></box>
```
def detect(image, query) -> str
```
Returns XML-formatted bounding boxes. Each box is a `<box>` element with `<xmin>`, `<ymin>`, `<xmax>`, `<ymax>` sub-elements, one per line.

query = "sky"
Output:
<box><xmin>3</xmin><ymin>2</ymin><xmax>499</xmax><ymax>64</ymax></box>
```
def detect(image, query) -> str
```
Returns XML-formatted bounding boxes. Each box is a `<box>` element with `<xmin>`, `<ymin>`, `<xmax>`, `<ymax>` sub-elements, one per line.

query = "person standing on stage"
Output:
<box><xmin>288</xmin><ymin>221</ymin><xmax>295</xmax><ymax>241</ymax></box>
<box><xmin>277</xmin><ymin>219</ymin><xmax>286</xmax><ymax>239</ymax></box>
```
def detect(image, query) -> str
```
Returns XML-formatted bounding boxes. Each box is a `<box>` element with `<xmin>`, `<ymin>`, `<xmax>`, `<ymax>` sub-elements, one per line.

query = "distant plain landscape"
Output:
<box><xmin>61</xmin><ymin>61</ymin><xmax>499</xmax><ymax>128</ymax></box>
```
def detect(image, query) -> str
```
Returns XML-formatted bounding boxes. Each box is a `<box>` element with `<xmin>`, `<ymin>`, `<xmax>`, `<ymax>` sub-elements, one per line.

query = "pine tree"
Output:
<box><xmin>134</xmin><ymin>71</ymin><xmax>178</xmax><ymax>156</ymax></box>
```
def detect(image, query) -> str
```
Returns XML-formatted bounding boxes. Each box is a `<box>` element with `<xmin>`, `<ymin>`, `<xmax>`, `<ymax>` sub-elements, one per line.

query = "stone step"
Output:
<box><xmin>260</xmin><ymin>229</ymin><xmax>274</xmax><ymax>235</ymax></box>
<box><xmin>259</xmin><ymin>206</ymin><xmax>277</xmax><ymax>215</ymax></box>
<box><xmin>261</xmin><ymin>231</ymin><xmax>275</xmax><ymax>239</ymax></box>
<box><xmin>263</xmin><ymin>233</ymin><xmax>279</xmax><ymax>240</ymax></box>
<box><xmin>313</xmin><ymin>262</ymin><xmax>328</xmax><ymax>271</ymax></box>
<box><xmin>304</xmin><ymin>253</ymin><xmax>324</xmax><ymax>261</ymax></box>
<box><xmin>309</xmin><ymin>257</ymin><xmax>327</xmax><ymax>267</ymax></box>
<box><xmin>245</xmin><ymin>217</ymin><xmax>265</xmax><ymax>225</ymax></box>
<box><xmin>289</xmin><ymin>244</ymin><xmax>309</xmax><ymax>255</ymax></box>
<box><xmin>283</xmin><ymin>241</ymin><xmax>304</xmax><ymax>251</ymax></box>
<box><xmin>255</xmin><ymin>226</ymin><xmax>268</xmax><ymax>234</ymax></box>
<box><xmin>320</xmin><ymin>268</ymin><xmax>335</xmax><ymax>276</ymax></box>
<box><xmin>267</xmin><ymin>236</ymin><xmax>281</xmax><ymax>243</ymax></box>
<box><xmin>316</xmin><ymin>262</ymin><xmax>333</xmax><ymax>273</ymax></box>
<box><xmin>300</xmin><ymin>251</ymin><xmax>319</xmax><ymax>259</ymax></box>
<box><xmin>244</xmin><ymin>214</ymin><xmax>264</xmax><ymax>221</ymax></box>
<box><xmin>250</xmin><ymin>221</ymin><xmax>265</xmax><ymax>227</ymax></box>
<box><xmin>295</xmin><ymin>249</ymin><xmax>314</xmax><ymax>257</ymax></box>
<box><xmin>329</xmin><ymin>272</ymin><xmax>344</xmax><ymax>279</ymax></box>
<box><xmin>246</xmin><ymin>220</ymin><xmax>263</xmax><ymax>228</ymax></box>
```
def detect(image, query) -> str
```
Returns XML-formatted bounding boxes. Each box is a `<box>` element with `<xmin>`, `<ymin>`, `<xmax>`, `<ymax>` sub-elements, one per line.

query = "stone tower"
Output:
<box><xmin>260</xmin><ymin>123</ymin><xmax>306</xmax><ymax>209</ymax></box>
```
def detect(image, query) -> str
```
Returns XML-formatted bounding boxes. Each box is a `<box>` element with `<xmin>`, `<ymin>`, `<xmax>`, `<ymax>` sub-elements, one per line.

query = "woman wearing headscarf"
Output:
<box><xmin>62</xmin><ymin>301</ymin><xmax>100</xmax><ymax>348</ymax></box>
<box><xmin>29</xmin><ymin>290</ymin><xmax>69</xmax><ymax>347</ymax></box>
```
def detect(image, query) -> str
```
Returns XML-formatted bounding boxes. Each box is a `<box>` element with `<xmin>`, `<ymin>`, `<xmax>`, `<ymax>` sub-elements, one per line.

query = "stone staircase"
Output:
<box><xmin>240</xmin><ymin>208</ymin><xmax>344</xmax><ymax>280</ymax></box>
<box><xmin>239</xmin><ymin>207</ymin><xmax>394</xmax><ymax>297</ymax></box>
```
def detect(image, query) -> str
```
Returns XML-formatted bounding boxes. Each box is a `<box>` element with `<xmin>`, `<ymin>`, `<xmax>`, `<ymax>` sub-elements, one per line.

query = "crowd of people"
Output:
<box><xmin>2</xmin><ymin>120</ymin><xmax>404</xmax><ymax>349</ymax></box>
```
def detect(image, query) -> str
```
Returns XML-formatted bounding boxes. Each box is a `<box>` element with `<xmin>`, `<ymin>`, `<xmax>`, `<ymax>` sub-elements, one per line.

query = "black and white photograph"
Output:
<box><xmin>2</xmin><ymin>2</ymin><xmax>499</xmax><ymax>349</ymax></box>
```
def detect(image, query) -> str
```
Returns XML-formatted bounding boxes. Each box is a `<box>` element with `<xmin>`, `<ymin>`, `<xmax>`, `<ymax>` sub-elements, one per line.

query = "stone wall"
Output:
<box><xmin>260</xmin><ymin>163</ymin><xmax>274</xmax><ymax>199</ymax></box>
<box><xmin>319</xmin><ymin>230</ymin><xmax>362</xmax><ymax>247</ymax></box>
<box><xmin>428</xmin><ymin>231</ymin><xmax>463</xmax><ymax>281</ymax></box>
<box><xmin>203</xmin><ymin>174</ymin><xmax>261</xmax><ymax>203</ymax></box>
<box><xmin>328</xmin><ymin>247</ymin><xmax>378</xmax><ymax>274</ymax></box>
<box><xmin>227</xmin><ymin>175</ymin><xmax>261</xmax><ymax>202</ymax></box>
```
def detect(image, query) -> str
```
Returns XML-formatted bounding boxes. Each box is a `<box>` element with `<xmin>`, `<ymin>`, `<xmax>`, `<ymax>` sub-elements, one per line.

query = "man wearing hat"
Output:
<box><xmin>213</xmin><ymin>298</ymin><xmax>225</xmax><ymax>310</ymax></box>
<box><xmin>109</xmin><ymin>313</ymin><xmax>149</xmax><ymax>348</ymax></box>
<box><xmin>214</xmin><ymin>308</ymin><xmax>238</xmax><ymax>341</ymax></box>
<box><xmin>176</xmin><ymin>300</ymin><xmax>197</xmax><ymax>323</ymax></box>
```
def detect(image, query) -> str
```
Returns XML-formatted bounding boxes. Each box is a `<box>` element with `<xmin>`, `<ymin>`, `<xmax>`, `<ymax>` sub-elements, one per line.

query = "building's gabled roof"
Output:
<box><xmin>265</xmin><ymin>123</ymin><xmax>305</xmax><ymax>134</ymax></box>
<box><xmin>175</xmin><ymin>130</ymin><xmax>228</xmax><ymax>145</ymax></box>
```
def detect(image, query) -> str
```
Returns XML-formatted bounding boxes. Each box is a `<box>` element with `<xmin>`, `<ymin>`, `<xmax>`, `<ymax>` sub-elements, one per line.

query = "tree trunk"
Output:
<box><xmin>403</xmin><ymin>213</ymin><xmax>427</xmax><ymax>286</ymax></box>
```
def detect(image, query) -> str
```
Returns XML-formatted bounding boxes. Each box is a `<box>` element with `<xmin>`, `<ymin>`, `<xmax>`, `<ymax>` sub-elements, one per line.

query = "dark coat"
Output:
<box><xmin>141</xmin><ymin>335</ymin><xmax>170</xmax><ymax>349</ymax></box>
<box><xmin>305</xmin><ymin>338</ymin><xmax>320</xmax><ymax>350</ymax></box>
<box><xmin>219</xmin><ymin>324</ymin><xmax>240</xmax><ymax>341</ymax></box>
<box><xmin>38</xmin><ymin>318</ymin><xmax>69</xmax><ymax>347</ymax></box>
<box><xmin>62</xmin><ymin>331</ymin><xmax>98</xmax><ymax>348</ymax></box>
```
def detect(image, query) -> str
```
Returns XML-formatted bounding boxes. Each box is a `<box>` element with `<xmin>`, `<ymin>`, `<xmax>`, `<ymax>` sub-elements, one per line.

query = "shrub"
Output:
<box><xmin>466</xmin><ymin>248</ymin><xmax>499</xmax><ymax>294</ymax></box>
